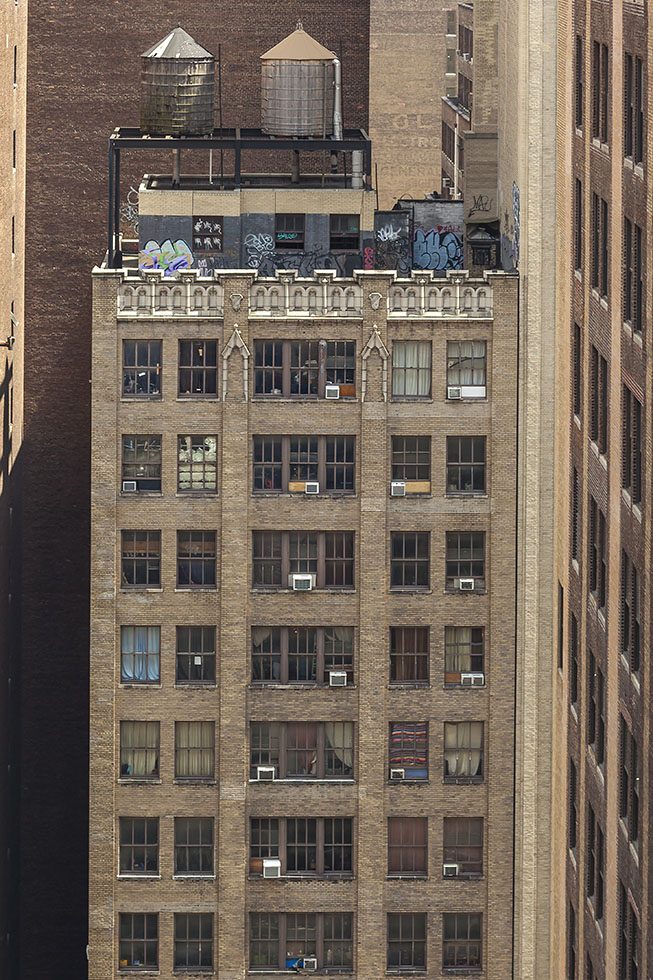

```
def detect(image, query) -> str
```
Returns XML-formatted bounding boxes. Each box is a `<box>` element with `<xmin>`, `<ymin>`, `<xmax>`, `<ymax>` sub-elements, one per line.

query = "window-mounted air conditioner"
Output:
<box><xmin>256</xmin><ymin>766</ymin><xmax>276</xmax><ymax>781</ymax></box>
<box><xmin>305</xmin><ymin>482</ymin><xmax>320</xmax><ymax>495</ymax></box>
<box><xmin>329</xmin><ymin>670</ymin><xmax>348</xmax><ymax>687</ymax></box>
<box><xmin>122</xmin><ymin>480</ymin><xmax>137</xmax><ymax>493</ymax></box>
<box><xmin>458</xmin><ymin>578</ymin><xmax>475</xmax><ymax>592</ymax></box>
<box><xmin>325</xmin><ymin>384</ymin><xmax>340</xmax><ymax>400</ymax></box>
<box><xmin>389</xmin><ymin>768</ymin><xmax>406</xmax><ymax>781</ymax></box>
<box><xmin>262</xmin><ymin>858</ymin><xmax>281</xmax><ymax>878</ymax></box>
<box><xmin>461</xmin><ymin>671</ymin><xmax>485</xmax><ymax>686</ymax></box>
<box><xmin>302</xmin><ymin>958</ymin><xmax>318</xmax><ymax>972</ymax></box>
<box><xmin>447</xmin><ymin>386</ymin><xmax>462</xmax><ymax>400</ymax></box>
<box><xmin>391</xmin><ymin>481</ymin><xmax>406</xmax><ymax>497</ymax></box>
<box><xmin>291</xmin><ymin>574</ymin><xmax>315</xmax><ymax>592</ymax></box>
<box><xmin>443</xmin><ymin>863</ymin><xmax>460</xmax><ymax>878</ymax></box>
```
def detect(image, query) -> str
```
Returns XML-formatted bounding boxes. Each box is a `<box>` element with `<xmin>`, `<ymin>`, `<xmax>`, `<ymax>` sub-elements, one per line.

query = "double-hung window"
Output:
<box><xmin>446</xmin><ymin>436</ymin><xmax>486</xmax><ymax>494</ymax></box>
<box><xmin>121</xmin><ymin>436</ymin><xmax>162</xmax><ymax>492</ymax></box>
<box><xmin>443</xmin><ymin>817</ymin><xmax>483</xmax><ymax>877</ymax></box>
<box><xmin>178</xmin><ymin>436</ymin><xmax>217</xmax><ymax>493</ymax></box>
<box><xmin>174</xmin><ymin>914</ymin><xmax>213</xmax><ymax>973</ymax></box>
<box><xmin>121</xmin><ymin>531</ymin><xmax>160</xmax><ymax>588</ymax></box>
<box><xmin>119</xmin><ymin>817</ymin><xmax>159</xmax><ymax>875</ymax></box>
<box><xmin>253</xmin><ymin>435</ymin><xmax>355</xmax><ymax>493</ymax></box>
<box><xmin>174</xmin><ymin>721</ymin><xmax>215</xmax><ymax>780</ymax></box>
<box><xmin>446</xmin><ymin>340</ymin><xmax>486</xmax><ymax>397</ymax></box>
<box><xmin>250</xmin><ymin>817</ymin><xmax>353</xmax><ymax>877</ymax></box>
<box><xmin>251</xmin><ymin>626</ymin><xmax>354</xmax><ymax>685</ymax></box>
<box><xmin>443</xmin><ymin>721</ymin><xmax>484</xmax><ymax>781</ymax></box>
<box><xmin>119</xmin><ymin>913</ymin><xmax>158</xmax><ymax>971</ymax></box>
<box><xmin>174</xmin><ymin>817</ymin><xmax>214</xmax><ymax>876</ymax></box>
<box><xmin>444</xmin><ymin>626</ymin><xmax>484</xmax><ymax>685</ymax></box>
<box><xmin>390</xmin><ymin>626</ymin><xmax>429</xmax><ymax>685</ymax></box>
<box><xmin>122</xmin><ymin>340</ymin><xmax>161</xmax><ymax>398</ymax></box>
<box><xmin>176</xmin><ymin>626</ymin><xmax>216</xmax><ymax>685</ymax></box>
<box><xmin>391</xmin><ymin>436</ymin><xmax>431</xmax><ymax>487</ymax></box>
<box><xmin>390</xmin><ymin>532</ymin><xmax>430</xmax><ymax>590</ymax></box>
<box><xmin>392</xmin><ymin>341</ymin><xmax>432</xmax><ymax>398</ymax></box>
<box><xmin>252</xmin><ymin>531</ymin><xmax>355</xmax><ymax>590</ymax></box>
<box><xmin>120</xmin><ymin>721</ymin><xmax>159</xmax><ymax>780</ymax></box>
<box><xmin>176</xmin><ymin>531</ymin><xmax>217</xmax><ymax>589</ymax></box>
<box><xmin>445</xmin><ymin>531</ymin><xmax>485</xmax><ymax>590</ymax></box>
<box><xmin>387</xmin><ymin>817</ymin><xmax>428</xmax><ymax>877</ymax></box>
<box><xmin>120</xmin><ymin>626</ymin><xmax>160</xmax><ymax>684</ymax></box>
<box><xmin>178</xmin><ymin>340</ymin><xmax>217</xmax><ymax>397</ymax></box>
<box><xmin>387</xmin><ymin>913</ymin><xmax>426</xmax><ymax>972</ymax></box>
<box><xmin>389</xmin><ymin>722</ymin><xmax>428</xmax><ymax>780</ymax></box>
<box><xmin>254</xmin><ymin>340</ymin><xmax>356</xmax><ymax>398</ymax></box>
<box><xmin>443</xmin><ymin>913</ymin><xmax>482</xmax><ymax>972</ymax></box>
<box><xmin>249</xmin><ymin>913</ymin><xmax>353</xmax><ymax>972</ymax></box>
<box><xmin>250</xmin><ymin>721</ymin><xmax>354</xmax><ymax>780</ymax></box>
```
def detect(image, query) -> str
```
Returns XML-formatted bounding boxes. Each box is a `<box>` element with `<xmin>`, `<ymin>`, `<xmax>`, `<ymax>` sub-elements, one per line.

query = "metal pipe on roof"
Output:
<box><xmin>332</xmin><ymin>57</ymin><xmax>343</xmax><ymax>140</ymax></box>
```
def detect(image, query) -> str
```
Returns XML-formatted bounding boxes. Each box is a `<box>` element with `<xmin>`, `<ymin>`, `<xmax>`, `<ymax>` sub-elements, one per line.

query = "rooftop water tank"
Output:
<box><xmin>261</xmin><ymin>23</ymin><xmax>336</xmax><ymax>137</ymax></box>
<box><xmin>141</xmin><ymin>27</ymin><xmax>215</xmax><ymax>137</ymax></box>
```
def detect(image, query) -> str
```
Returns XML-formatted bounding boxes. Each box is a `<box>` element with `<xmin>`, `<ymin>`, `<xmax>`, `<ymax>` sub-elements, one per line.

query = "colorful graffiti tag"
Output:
<box><xmin>413</xmin><ymin>228</ymin><xmax>463</xmax><ymax>271</ymax></box>
<box><xmin>139</xmin><ymin>239</ymin><xmax>193</xmax><ymax>275</ymax></box>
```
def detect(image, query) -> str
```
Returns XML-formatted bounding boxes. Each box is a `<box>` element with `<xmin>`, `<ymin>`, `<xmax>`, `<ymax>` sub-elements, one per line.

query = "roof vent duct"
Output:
<box><xmin>141</xmin><ymin>27</ymin><xmax>215</xmax><ymax>137</ymax></box>
<box><xmin>260</xmin><ymin>22</ymin><xmax>337</xmax><ymax>137</ymax></box>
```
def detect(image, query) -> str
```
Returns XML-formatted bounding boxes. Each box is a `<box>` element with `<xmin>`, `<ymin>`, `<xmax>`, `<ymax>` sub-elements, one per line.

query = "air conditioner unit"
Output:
<box><xmin>447</xmin><ymin>386</ymin><xmax>462</xmax><ymax>400</ymax></box>
<box><xmin>389</xmin><ymin>768</ymin><xmax>406</xmax><ymax>780</ymax></box>
<box><xmin>329</xmin><ymin>670</ymin><xmax>348</xmax><ymax>687</ymax></box>
<box><xmin>305</xmin><ymin>482</ymin><xmax>320</xmax><ymax>495</ymax></box>
<box><xmin>391</xmin><ymin>481</ymin><xmax>406</xmax><ymax>497</ymax></box>
<box><xmin>256</xmin><ymin>766</ymin><xmax>276</xmax><ymax>781</ymax></box>
<box><xmin>461</xmin><ymin>671</ymin><xmax>485</xmax><ymax>686</ymax></box>
<box><xmin>291</xmin><ymin>574</ymin><xmax>314</xmax><ymax>591</ymax></box>
<box><xmin>458</xmin><ymin>578</ymin><xmax>475</xmax><ymax>592</ymax></box>
<box><xmin>122</xmin><ymin>480</ymin><xmax>137</xmax><ymax>493</ymax></box>
<box><xmin>302</xmin><ymin>958</ymin><xmax>318</xmax><ymax>972</ymax></box>
<box><xmin>262</xmin><ymin>858</ymin><xmax>281</xmax><ymax>878</ymax></box>
<box><xmin>325</xmin><ymin>384</ymin><xmax>340</xmax><ymax>399</ymax></box>
<box><xmin>443</xmin><ymin>863</ymin><xmax>460</xmax><ymax>878</ymax></box>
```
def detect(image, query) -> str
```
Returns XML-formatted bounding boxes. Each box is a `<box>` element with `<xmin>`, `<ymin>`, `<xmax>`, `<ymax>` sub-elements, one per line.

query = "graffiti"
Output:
<box><xmin>511</xmin><ymin>182</ymin><xmax>520</xmax><ymax>268</ymax></box>
<box><xmin>120</xmin><ymin>185</ymin><xmax>140</xmax><ymax>235</ymax></box>
<box><xmin>374</xmin><ymin>212</ymin><xmax>412</xmax><ymax>275</ymax></box>
<box><xmin>252</xmin><ymin>248</ymin><xmax>363</xmax><ymax>278</ymax></box>
<box><xmin>376</xmin><ymin>222</ymin><xmax>401</xmax><ymax>242</ymax></box>
<box><xmin>469</xmin><ymin>194</ymin><xmax>493</xmax><ymax>216</ymax></box>
<box><xmin>363</xmin><ymin>246</ymin><xmax>375</xmax><ymax>270</ymax></box>
<box><xmin>139</xmin><ymin>239</ymin><xmax>193</xmax><ymax>275</ymax></box>
<box><xmin>413</xmin><ymin>228</ymin><xmax>463</xmax><ymax>272</ymax></box>
<box><xmin>193</xmin><ymin>216</ymin><xmax>223</xmax><ymax>253</ymax></box>
<box><xmin>244</xmin><ymin>232</ymin><xmax>275</xmax><ymax>269</ymax></box>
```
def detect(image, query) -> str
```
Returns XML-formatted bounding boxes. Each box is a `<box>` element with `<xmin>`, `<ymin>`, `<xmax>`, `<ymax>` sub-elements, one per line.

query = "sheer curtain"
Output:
<box><xmin>458</xmin><ymin>341</ymin><xmax>486</xmax><ymax>386</ymax></box>
<box><xmin>121</xmin><ymin>721</ymin><xmax>158</xmax><ymax>777</ymax></box>
<box><xmin>175</xmin><ymin>722</ymin><xmax>214</xmax><ymax>778</ymax></box>
<box><xmin>445</xmin><ymin>626</ymin><xmax>471</xmax><ymax>672</ymax></box>
<box><xmin>444</xmin><ymin>721</ymin><xmax>483</xmax><ymax>776</ymax></box>
<box><xmin>121</xmin><ymin>626</ymin><xmax>160</xmax><ymax>683</ymax></box>
<box><xmin>324</xmin><ymin>722</ymin><xmax>354</xmax><ymax>770</ymax></box>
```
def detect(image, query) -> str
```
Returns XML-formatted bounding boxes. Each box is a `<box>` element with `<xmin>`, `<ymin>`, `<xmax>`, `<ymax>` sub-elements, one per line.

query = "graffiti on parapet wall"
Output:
<box><xmin>120</xmin><ymin>185</ymin><xmax>140</xmax><ymax>235</ymax></box>
<box><xmin>140</xmin><ymin>239</ymin><xmax>193</xmax><ymax>275</ymax></box>
<box><xmin>244</xmin><ymin>232</ymin><xmax>275</xmax><ymax>268</ymax></box>
<box><xmin>374</xmin><ymin>212</ymin><xmax>412</xmax><ymax>275</ymax></box>
<box><xmin>413</xmin><ymin>228</ymin><xmax>463</xmax><ymax>271</ymax></box>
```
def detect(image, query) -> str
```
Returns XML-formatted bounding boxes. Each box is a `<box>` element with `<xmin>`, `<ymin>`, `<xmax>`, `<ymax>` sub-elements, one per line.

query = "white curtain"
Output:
<box><xmin>393</xmin><ymin>342</ymin><xmax>431</xmax><ymax>396</ymax></box>
<box><xmin>175</xmin><ymin>721</ymin><xmax>214</xmax><ymax>777</ymax></box>
<box><xmin>121</xmin><ymin>626</ymin><xmax>160</xmax><ymax>682</ymax></box>
<box><xmin>458</xmin><ymin>341</ymin><xmax>486</xmax><ymax>385</ymax></box>
<box><xmin>251</xmin><ymin>627</ymin><xmax>273</xmax><ymax>647</ymax></box>
<box><xmin>121</xmin><ymin>721</ymin><xmax>158</xmax><ymax>777</ymax></box>
<box><xmin>325</xmin><ymin>722</ymin><xmax>354</xmax><ymax>770</ymax></box>
<box><xmin>444</xmin><ymin>721</ymin><xmax>483</xmax><ymax>776</ymax></box>
<box><xmin>445</xmin><ymin>626</ymin><xmax>472</xmax><ymax>672</ymax></box>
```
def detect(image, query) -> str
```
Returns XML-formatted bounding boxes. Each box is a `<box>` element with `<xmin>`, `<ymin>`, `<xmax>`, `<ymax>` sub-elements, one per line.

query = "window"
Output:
<box><xmin>444</xmin><ymin>626</ymin><xmax>484</xmax><ymax>685</ymax></box>
<box><xmin>275</xmin><ymin>213</ymin><xmax>305</xmax><ymax>249</ymax></box>
<box><xmin>571</xmin><ymin>468</ymin><xmax>580</xmax><ymax>562</ymax></box>
<box><xmin>443</xmin><ymin>721</ymin><xmax>484</xmax><ymax>781</ymax></box>
<box><xmin>619</xmin><ymin>716</ymin><xmax>640</xmax><ymax>847</ymax></box>
<box><xmin>119</xmin><ymin>817</ymin><xmax>159</xmax><ymax>875</ymax></box>
<box><xmin>122</xmin><ymin>340</ymin><xmax>161</xmax><ymax>398</ymax></box>
<box><xmin>624</xmin><ymin>218</ymin><xmax>644</xmax><ymax>332</ymax></box>
<box><xmin>392</xmin><ymin>341</ymin><xmax>432</xmax><ymax>398</ymax></box>
<box><xmin>174</xmin><ymin>721</ymin><xmax>214</xmax><ymax>780</ymax></box>
<box><xmin>390</xmin><ymin>627</ymin><xmax>429</xmax><ymax>685</ymax></box>
<box><xmin>391</xmin><ymin>436</ymin><xmax>431</xmax><ymax>484</ymax></box>
<box><xmin>388</xmin><ymin>817</ymin><xmax>427</xmax><ymax>877</ymax></box>
<box><xmin>249</xmin><ymin>912</ymin><xmax>353</xmax><ymax>972</ymax></box>
<box><xmin>586</xmin><ymin>804</ymin><xmax>604</xmax><ymax>921</ymax></box>
<box><xmin>443</xmin><ymin>913</ymin><xmax>482</xmax><ymax>972</ymax></box>
<box><xmin>588</xmin><ymin>498</ymin><xmax>606</xmax><ymax>613</ymax></box>
<box><xmin>621</xmin><ymin>551</ymin><xmax>641</xmax><ymax>675</ymax></box>
<box><xmin>587</xmin><ymin>651</ymin><xmax>605</xmax><ymax>766</ymax></box>
<box><xmin>174</xmin><ymin>817</ymin><xmax>214</xmax><ymax>876</ymax></box>
<box><xmin>252</xmin><ymin>531</ymin><xmax>355</xmax><ymax>590</ymax></box>
<box><xmin>443</xmin><ymin>817</ymin><xmax>483</xmax><ymax>876</ymax></box>
<box><xmin>445</xmin><ymin>531</ymin><xmax>485</xmax><ymax>590</ymax></box>
<box><xmin>624</xmin><ymin>54</ymin><xmax>644</xmax><ymax>164</ymax></box>
<box><xmin>568</xmin><ymin>758</ymin><xmax>577</xmax><ymax>853</ymax></box>
<box><xmin>178</xmin><ymin>436</ymin><xmax>217</xmax><ymax>493</ymax></box>
<box><xmin>569</xmin><ymin>612</ymin><xmax>578</xmax><ymax>709</ymax></box>
<box><xmin>590</xmin><ymin>194</ymin><xmax>609</xmax><ymax>299</ymax></box>
<box><xmin>174</xmin><ymin>914</ymin><xmax>213</xmax><ymax>973</ymax></box>
<box><xmin>120</xmin><ymin>721</ymin><xmax>159</xmax><ymax>779</ymax></box>
<box><xmin>121</xmin><ymin>531</ymin><xmax>160</xmax><ymax>588</ymax></box>
<box><xmin>176</xmin><ymin>531</ymin><xmax>216</xmax><ymax>589</ymax></box>
<box><xmin>575</xmin><ymin>35</ymin><xmax>584</xmax><ymax>129</ymax></box>
<box><xmin>250</xmin><ymin>817</ymin><xmax>353</xmax><ymax>876</ymax></box>
<box><xmin>619</xmin><ymin>882</ymin><xmax>640</xmax><ymax>980</ymax></box>
<box><xmin>176</xmin><ymin>626</ymin><xmax>216</xmax><ymax>685</ymax></box>
<box><xmin>387</xmin><ymin>913</ymin><xmax>426</xmax><ymax>972</ymax></box>
<box><xmin>572</xmin><ymin>322</ymin><xmax>582</xmax><ymax>417</ymax></box>
<box><xmin>119</xmin><ymin>913</ymin><xmax>158</xmax><ymax>972</ymax></box>
<box><xmin>251</xmin><ymin>626</ymin><xmax>354</xmax><ymax>685</ymax></box>
<box><xmin>622</xmin><ymin>387</ymin><xmax>642</xmax><ymax>503</ymax></box>
<box><xmin>446</xmin><ymin>340</ymin><xmax>486</xmax><ymax>396</ymax></box>
<box><xmin>122</xmin><ymin>436</ymin><xmax>162</xmax><ymax>492</ymax></box>
<box><xmin>391</xmin><ymin>532</ymin><xmax>430</xmax><ymax>590</ymax></box>
<box><xmin>120</xmin><ymin>626</ymin><xmax>160</xmax><ymax>684</ymax></box>
<box><xmin>389</xmin><ymin>722</ymin><xmax>428</xmax><ymax>780</ymax></box>
<box><xmin>446</xmin><ymin>436</ymin><xmax>486</xmax><ymax>494</ymax></box>
<box><xmin>589</xmin><ymin>346</ymin><xmax>608</xmax><ymax>453</ymax></box>
<box><xmin>591</xmin><ymin>41</ymin><xmax>609</xmax><ymax>143</ymax></box>
<box><xmin>178</xmin><ymin>340</ymin><xmax>217</xmax><ymax>396</ymax></box>
<box><xmin>249</xmin><ymin>722</ymin><xmax>354</xmax><ymax>780</ymax></box>
<box><xmin>574</xmin><ymin>180</ymin><xmax>583</xmax><ymax>273</ymax></box>
<box><xmin>330</xmin><ymin>214</ymin><xmax>360</xmax><ymax>251</ymax></box>
<box><xmin>254</xmin><ymin>340</ymin><xmax>356</xmax><ymax>398</ymax></box>
<box><xmin>253</xmin><ymin>435</ymin><xmax>355</xmax><ymax>493</ymax></box>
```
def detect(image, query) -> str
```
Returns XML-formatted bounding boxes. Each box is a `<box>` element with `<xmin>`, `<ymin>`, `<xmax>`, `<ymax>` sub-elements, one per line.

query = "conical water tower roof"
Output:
<box><xmin>142</xmin><ymin>27</ymin><xmax>213</xmax><ymax>60</ymax></box>
<box><xmin>261</xmin><ymin>23</ymin><xmax>335</xmax><ymax>61</ymax></box>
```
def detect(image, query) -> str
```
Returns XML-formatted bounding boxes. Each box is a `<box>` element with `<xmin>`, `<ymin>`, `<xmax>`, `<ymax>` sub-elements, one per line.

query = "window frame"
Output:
<box><xmin>178</xmin><ymin>340</ymin><xmax>218</xmax><ymax>398</ymax></box>
<box><xmin>390</xmin><ymin>532</ymin><xmax>430</xmax><ymax>591</ymax></box>
<box><xmin>392</xmin><ymin>341</ymin><xmax>432</xmax><ymax>399</ymax></box>
<box><xmin>386</xmin><ymin>912</ymin><xmax>426</xmax><ymax>973</ymax></box>
<box><xmin>118</xmin><ymin>912</ymin><xmax>158</xmax><ymax>972</ymax></box>
<box><xmin>176</xmin><ymin>626</ymin><xmax>216</xmax><ymax>686</ymax></box>
<box><xmin>390</xmin><ymin>626</ymin><xmax>430</xmax><ymax>686</ymax></box>
<box><xmin>120</xmin><ymin>530</ymin><xmax>161</xmax><ymax>589</ymax></box>
<box><xmin>249</xmin><ymin>816</ymin><xmax>354</xmax><ymax>878</ymax></box>
<box><xmin>388</xmin><ymin>722</ymin><xmax>428</xmax><ymax>781</ymax></box>
<box><xmin>249</xmin><ymin>912</ymin><xmax>354</xmax><ymax>972</ymax></box>
<box><xmin>120</xmin><ymin>626</ymin><xmax>161</xmax><ymax>686</ymax></box>
<box><xmin>119</xmin><ymin>721</ymin><xmax>160</xmax><ymax>781</ymax></box>
<box><xmin>249</xmin><ymin>721</ymin><xmax>355</xmax><ymax>781</ymax></box>
<box><xmin>444</xmin><ymin>626</ymin><xmax>484</xmax><ymax>686</ymax></box>
<box><xmin>387</xmin><ymin>816</ymin><xmax>428</xmax><ymax>878</ymax></box>
<box><xmin>443</xmin><ymin>721</ymin><xmax>484</xmax><ymax>783</ymax></box>
<box><xmin>329</xmin><ymin>213</ymin><xmax>360</xmax><ymax>251</ymax></box>
<box><xmin>446</xmin><ymin>435</ymin><xmax>487</xmax><ymax>495</ymax></box>
<box><xmin>275</xmin><ymin>212</ymin><xmax>305</xmax><ymax>250</ymax></box>
<box><xmin>121</xmin><ymin>435</ymin><xmax>162</xmax><ymax>492</ymax></box>
<box><xmin>173</xmin><ymin>913</ymin><xmax>214</xmax><ymax>974</ymax></box>
<box><xmin>253</xmin><ymin>434</ymin><xmax>356</xmax><ymax>494</ymax></box>
<box><xmin>118</xmin><ymin>817</ymin><xmax>159</xmax><ymax>877</ymax></box>
<box><xmin>176</xmin><ymin>530</ymin><xmax>217</xmax><ymax>589</ymax></box>
<box><xmin>445</xmin><ymin>531</ymin><xmax>486</xmax><ymax>591</ymax></box>
<box><xmin>122</xmin><ymin>340</ymin><xmax>162</xmax><ymax>399</ymax></box>
<box><xmin>251</xmin><ymin>625</ymin><xmax>354</xmax><ymax>686</ymax></box>
<box><xmin>177</xmin><ymin>435</ymin><xmax>218</xmax><ymax>494</ymax></box>
<box><xmin>253</xmin><ymin>339</ymin><xmax>356</xmax><ymax>399</ymax></box>
<box><xmin>443</xmin><ymin>816</ymin><xmax>483</xmax><ymax>877</ymax></box>
<box><xmin>391</xmin><ymin>436</ymin><xmax>431</xmax><ymax>486</ymax></box>
<box><xmin>442</xmin><ymin>912</ymin><xmax>482</xmax><ymax>973</ymax></box>
<box><xmin>174</xmin><ymin>817</ymin><xmax>214</xmax><ymax>877</ymax></box>
<box><xmin>174</xmin><ymin>721</ymin><xmax>215</xmax><ymax>782</ymax></box>
<box><xmin>252</xmin><ymin>531</ymin><xmax>355</xmax><ymax>591</ymax></box>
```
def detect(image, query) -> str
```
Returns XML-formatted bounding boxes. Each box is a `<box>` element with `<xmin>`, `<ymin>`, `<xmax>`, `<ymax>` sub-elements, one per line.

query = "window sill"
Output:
<box><xmin>249</xmin><ymin>683</ymin><xmax>356</xmax><ymax>691</ymax></box>
<box><xmin>176</xmin><ymin>396</ymin><xmax>220</xmax><ymax>402</ymax></box>
<box><xmin>120</xmin><ymin>683</ymin><xmax>162</xmax><ymax>690</ymax></box>
<box><xmin>173</xmin><ymin>779</ymin><xmax>216</xmax><ymax>786</ymax></box>
<box><xmin>391</xmin><ymin>397</ymin><xmax>433</xmax><ymax>404</ymax></box>
<box><xmin>388</xmin><ymin>683</ymin><xmax>431</xmax><ymax>690</ymax></box>
<box><xmin>117</xmin><ymin>874</ymin><xmax>161</xmax><ymax>880</ymax></box>
<box><xmin>251</xmin><ymin>588</ymin><xmax>356</xmax><ymax>595</ymax></box>
<box><xmin>173</xmin><ymin>874</ymin><xmax>216</xmax><ymax>880</ymax></box>
<box><xmin>444</xmin><ymin>588</ymin><xmax>486</xmax><ymax>596</ymax></box>
<box><xmin>599</xmin><ymin>296</ymin><xmax>609</xmax><ymax>311</ymax></box>
<box><xmin>386</xmin><ymin>874</ymin><xmax>428</xmax><ymax>880</ymax></box>
<box><xmin>387</xmin><ymin>779</ymin><xmax>429</xmax><ymax>785</ymax></box>
<box><xmin>118</xmin><ymin>778</ymin><xmax>161</xmax><ymax>785</ymax></box>
<box><xmin>174</xmin><ymin>587</ymin><xmax>218</xmax><ymax>593</ymax></box>
<box><xmin>443</xmin><ymin>776</ymin><xmax>484</xmax><ymax>785</ymax></box>
<box><xmin>442</xmin><ymin>872</ymin><xmax>483</xmax><ymax>880</ymax></box>
<box><xmin>117</xmin><ymin>971</ymin><xmax>159</xmax><ymax>976</ymax></box>
<box><xmin>445</xmin><ymin>492</ymin><xmax>488</xmax><ymax>499</ymax></box>
<box><xmin>249</xmin><ymin>873</ymin><xmax>355</xmax><ymax>882</ymax></box>
<box><xmin>389</xmin><ymin>588</ymin><xmax>432</xmax><ymax>595</ymax></box>
<box><xmin>175</xmin><ymin>682</ymin><xmax>217</xmax><ymax>690</ymax></box>
<box><xmin>176</xmin><ymin>492</ymin><xmax>218</xmax><ymax>498</ymax></box>
<box><xmin>120</xmin><ymin>491</ymin><xmax>163</xmax><ymax>497</ymax></box>
<box><xmin>120</xmin><ymin>397</ymin><xmax>162</xmax><ymax>403</ymax></box>
<box><xmin>120</xmin><ymin>587</ymin><xmax>163</xmax><ymax>594</ymax></box>
<box><xmin>251</xmin><ymin>396</ymin><xmax>357</xmax><ymax>403</ymax></box>
<box><xmin>248</xmin><ymin>778</ymin><xmax>355</xmax><ymax>784</ymax></box>
<box><xmin>252</xmin><ymin>492</ymin><xmax>357</xmax><ymax>499</ymax></box>
<box><xmin>443</xmin><ymin>682</ymin><xmax>486</xmax><ymax>690</ymax></box>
